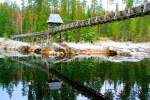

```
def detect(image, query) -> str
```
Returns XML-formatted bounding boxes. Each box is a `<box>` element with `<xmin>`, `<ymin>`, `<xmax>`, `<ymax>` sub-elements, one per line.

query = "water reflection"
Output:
<box><xmin>0</xmin><ymin>82</ymin><xmax>28</xmax><ymax>100</ymax></box>
<box><xmin>0</xmin><ymin>58</ymin><xmax>90</xmax><ymax>100</ymax></box>
<box><xmin>53</xmin><ymin>57</ymin><xmax>150</xmax><ymax>100</ymax></box>
<box><xmin>0</xmin><ymin>56</ymin><xmax>150</xmax><ymax>100</ymax></box>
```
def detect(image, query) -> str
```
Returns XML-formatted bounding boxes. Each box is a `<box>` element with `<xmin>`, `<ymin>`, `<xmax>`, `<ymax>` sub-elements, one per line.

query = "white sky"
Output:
<box><xmin>0</xmin><ymin>0</ymin><xmax>126</xmax><ymax>11</ymax></box>
<box><xmin>0</xmin><ymin>0</ymin><xmax>106</xmax><ymax>7</ymax></box>
<box><xmin>0</xmin><ymin>0</ymin><xmax>22</xmax><ymax>6</ymax></box>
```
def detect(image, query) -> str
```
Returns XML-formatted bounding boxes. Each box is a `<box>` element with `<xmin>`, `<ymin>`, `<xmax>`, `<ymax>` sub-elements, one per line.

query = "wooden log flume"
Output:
<box><xmin>11</xmin><ymin>3</ymin><xmax>150</xmax><ymax>39</ymax></box>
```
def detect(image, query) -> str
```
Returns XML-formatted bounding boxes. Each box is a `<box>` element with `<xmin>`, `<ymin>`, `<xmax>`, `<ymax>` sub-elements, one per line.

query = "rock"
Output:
<box><xmin>34</xmin><ymin>48</ymin><xmax>41</xmax><ymax>54</ymax></box>
<box><xmin>18</xmin><ymin>46</ymin><xmax>31</xmax><ymax>53</ymax></box>
<box><xmin>41</xmin><ymin>48</ymin><xmax>54</xmax><ymax>56</ymax></box>
<box><xmin>108</xmin><ymin>50</ymin><xmax>117</xmax><ymax>56</ymax></box>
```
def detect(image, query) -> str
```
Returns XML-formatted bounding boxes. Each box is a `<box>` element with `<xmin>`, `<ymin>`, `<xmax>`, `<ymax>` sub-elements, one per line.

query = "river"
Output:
<box><xmin>0</xmin><ymin>55</ymin><xmax>150</xmax><ymax>100</ymax></box>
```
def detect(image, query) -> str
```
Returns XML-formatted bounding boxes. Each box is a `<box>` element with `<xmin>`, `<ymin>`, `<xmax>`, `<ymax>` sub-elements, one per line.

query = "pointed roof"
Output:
<box><xmin>47</xmin><ymin>13</ymin><xmax>63</xmax><ymax>24</ymax></box>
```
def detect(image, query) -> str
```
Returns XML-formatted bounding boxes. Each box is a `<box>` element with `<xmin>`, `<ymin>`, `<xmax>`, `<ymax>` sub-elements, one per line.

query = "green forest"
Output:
<box><xmin>0</xmin><ymin>0</ymin><xmax>150</xmax><ymax>42</ymax></box>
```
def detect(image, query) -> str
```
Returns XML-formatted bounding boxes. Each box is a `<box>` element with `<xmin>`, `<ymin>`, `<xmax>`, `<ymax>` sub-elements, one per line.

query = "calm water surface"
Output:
<box><xmin>0</xmin><ymin>56</ymin><xmax>150</xmax><ymax>100</ymax></box>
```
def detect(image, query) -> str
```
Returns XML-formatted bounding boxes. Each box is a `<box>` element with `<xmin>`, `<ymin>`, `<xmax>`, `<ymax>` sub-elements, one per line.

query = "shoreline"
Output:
<box><xmin>0</xmin><ymin>38</ymin><xmax>150</xmax><ymax>62</ymax></box>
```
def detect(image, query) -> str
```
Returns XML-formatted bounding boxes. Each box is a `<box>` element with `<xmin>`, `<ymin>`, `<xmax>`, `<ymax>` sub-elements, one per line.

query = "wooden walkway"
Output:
<box><xmin>11</xmin><ymin>3</ymin><xmax>150</xmax><ymax>39</ymax></box>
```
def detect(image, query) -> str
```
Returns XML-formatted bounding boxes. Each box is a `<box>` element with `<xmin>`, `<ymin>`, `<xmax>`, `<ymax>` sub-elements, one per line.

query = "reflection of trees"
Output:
<box><xmin>22</xmin><ymin>81</ymin><xmax>28</xmax><ymax>96</ymax></box>
<box><xmin>139</xmin><ymin>63</ymin><xmax>148</xmax><ymax>100</ymax></box>
<box><xmin>6</xmin><ymin>83</ymin><xmax>14</xmax><ymax>98</ymax></box>
<box><xmin>0</xmin><ymin>58</ymin><xmax>79</xmax><ymax>100</ymax></box>
<box><xmin>0</xmin><ymin>58</ymin><xmax>49</xmax><ymax>99</ymax></box>
<box><xmin>0</xmin><ymin>58</ymin><xmax>18</xmax><ymax>97</ymax></box>
<box><xmin>1</xmin><ymin>57</ymin><xmax>150</xmax><ymax>99</ymax></box>
<box><xmin>53</xmin><ymin>58</ymin><xmax>150</xmax><ymax>99</ymax></box>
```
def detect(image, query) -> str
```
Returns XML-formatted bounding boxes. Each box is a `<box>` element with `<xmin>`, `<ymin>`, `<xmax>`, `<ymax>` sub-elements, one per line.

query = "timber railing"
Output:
<box><xmin>11</xmin><ymin>3</ymin><xmax>150</xmax><ymax>39</ymax></box>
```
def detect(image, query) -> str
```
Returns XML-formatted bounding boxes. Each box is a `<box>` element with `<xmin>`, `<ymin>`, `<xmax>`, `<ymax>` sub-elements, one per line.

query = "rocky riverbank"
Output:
<box><xmin>0</xmin><ymin>38</ymin><xmax>30</xmax><ymax>50</ymax></box>
<box><xmin>94</xmin><ymin>40</ymin><xmax>150</xmax><ymax>58</ymax></box>
<box><xmin>0</xmin><ymin>38</ymin><xmax>40</xmax><ymax>52</ymax></box>
<box><xmin>1</xmin><ymin>38</ymin><xmax>150</xmax><ymax>62</ymax></box>
<box><xmin>54</xmin><ymin>41</ymin><xmax>150</xmax><ymax>62</ymax></box>
<box><xmin>59</xmin><ymin>40</ymin><xmax>150</xmax><ymax>57</ymax></box>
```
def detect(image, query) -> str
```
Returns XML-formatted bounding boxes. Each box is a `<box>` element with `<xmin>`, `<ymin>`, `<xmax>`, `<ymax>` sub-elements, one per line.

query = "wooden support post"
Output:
<box><xmin>59</xmin><ymin>32</ymin><xmax>64</xmax><ymax>43</ymax></box>
<box><xmin>47</xmin><ymin>33</ymin><xmax>52</xmax><ymax>46</ymax></box>
<box><xmin>47</xmin><ymin>24</ymin><xmax>52</xmax><ymax>46</ymax></box>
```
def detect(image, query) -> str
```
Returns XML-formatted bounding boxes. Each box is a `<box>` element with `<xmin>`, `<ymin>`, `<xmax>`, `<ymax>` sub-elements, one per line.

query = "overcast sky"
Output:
<box><xmin>0</xmin><ymin>0</ymin><xmax>104</xmax><ymax>7</ymax></box>
<box><xmin>0</xmin><ymin>0</ymin><xmax>22</xmax><ymax>6</ymax></box>
<box><xmin>0</xmin><ymin>0</ymin><xmax>126</xmax><ymax>11</ymax></box>
<box><xmin>0</xmin><ymin>0</ymin><xmax>91</xmax><ymax>6</ymax></box>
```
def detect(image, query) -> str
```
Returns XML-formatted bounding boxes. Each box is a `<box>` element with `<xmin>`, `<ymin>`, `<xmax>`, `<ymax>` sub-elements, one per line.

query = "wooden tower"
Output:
<box><xmin>47</xmin><ymin>13</ymin><xmax>64</xmax><ymax>43</ymax></box>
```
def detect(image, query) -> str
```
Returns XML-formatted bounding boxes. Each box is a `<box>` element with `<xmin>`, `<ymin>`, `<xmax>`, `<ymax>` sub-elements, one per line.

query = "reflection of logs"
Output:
<box><xmin>80</xmin><ymin>48</ymin><xmax>117</xmax><ymax>56</ymax></box>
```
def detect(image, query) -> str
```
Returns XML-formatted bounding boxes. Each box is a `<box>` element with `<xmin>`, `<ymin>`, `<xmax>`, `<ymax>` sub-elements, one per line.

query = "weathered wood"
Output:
<box><xmin>59</xmin><ymin>32</ymin><xmax>63</xmax><ymax>42</ymax></box>
<box><xmin>11</xmin><ymin>3</ymin><xmax>150</xmax><ymax>39</ymax></box>
<box><xmin>144</xmin><ymin>3</ymin><xmax>150</xmax><ymax>13</ymax></box>
<box><xmin>11</xmin><ymin>31</ymin><xmax>48</xmax><ymax>39</ymax></box>
<box><xmin>134</xmin><ymin>5</ymin><xmax>144</xmax><ymax>15</ymax></box>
